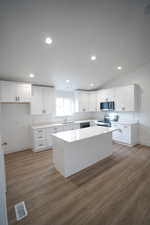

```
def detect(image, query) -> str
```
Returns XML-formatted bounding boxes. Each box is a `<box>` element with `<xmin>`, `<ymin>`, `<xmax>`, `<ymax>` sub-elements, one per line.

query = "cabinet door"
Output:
<box><xmin>115</xmin><ymin>85</ymin><xmax>135</xmax><ymax>112</ymax></box>
<box><xmin>46</xmin><ymin>128</ymin><xmax>53</xmax><ymax>147</ymax></box>
<box><xmin>112</xmin><ymin>124</ymin><xmax>130</xmax><ymax>144</ymax></box>
<box><xmin>78</xmin><ymin>92</ymin><xmax>89</xmax><ymax>112</ymax></box>
<box><xmin>73</xmin><ymin>124</ymin><xmax>80</xmax><ymax>130</ymax></box>
<box><xmin>31</xmin><ymin>86</ymin><xmax>43</xmax><ymax>115</ymax></box>
<box><xmin>0</xmin><ymin>82</ymin><xmax>16</xmax><ymax>102</ymax></box>
<box><xmin>15</xmin><ymin>83</ymin><xmax>31</xmax><ymax>102</ymax></box>
<box><xmin>98</xmin><ymin>89</ymin><xmax>114</xmax><ymax>102</ymax></box>
<box><xmin>63</xmin><ymin>124</ymin><xmax>73</xmax><ymax>131</ymax></box>
<box><xmin>121</xmin><ymin>125</ymin><xmax>130</xmax><ymax>144</ymax></box>
<box><xmin>0</xmin><ymin>81</ymin><xmax>31</xmax><ymax>103</ymax></box>
<box><xmin>88</xmin><ymin>92</ymin><xmax>97</xmax><ymax>112</ymax></box>
<box><xmin>42</xmin><ymin>87</ymin><xmax>55</xmax><ymax>114</ymax></box>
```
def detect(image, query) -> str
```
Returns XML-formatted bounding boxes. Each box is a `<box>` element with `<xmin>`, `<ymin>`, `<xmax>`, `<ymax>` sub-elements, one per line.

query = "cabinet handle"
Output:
<box><xmin>38</xmin><ymin>130</ymin><xmax>43</xmax><ymax>133</ymax></box>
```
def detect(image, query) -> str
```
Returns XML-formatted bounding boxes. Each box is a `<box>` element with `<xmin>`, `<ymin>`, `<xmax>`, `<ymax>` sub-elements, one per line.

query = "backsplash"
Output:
<box><xmin>109</xmin><ymin>112</ymin><xmax>139</xmax><ymax>123</ymax></box>
<box><xmin>31</xmin><ymin>112</ymin><xmax>95</xmax><ymax>125</ymax></box>
<box><xmin>93</xmin><ymin>111</ymin><xmax>139</xmax><ymax>123</ymax></box>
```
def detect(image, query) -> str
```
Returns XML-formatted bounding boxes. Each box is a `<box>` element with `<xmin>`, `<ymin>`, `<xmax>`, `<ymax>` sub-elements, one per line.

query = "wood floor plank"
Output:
<box><xmin>5</xmin><ymin>143</ymin><xmax>150</xmax><ymax>225</ymax></box>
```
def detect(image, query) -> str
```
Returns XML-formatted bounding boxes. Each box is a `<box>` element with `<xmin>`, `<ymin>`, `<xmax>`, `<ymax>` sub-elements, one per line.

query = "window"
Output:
<box><xmin>56</xmin><ymin>91</ymin><xmax>74</xmax><ymax>116</ymax></box>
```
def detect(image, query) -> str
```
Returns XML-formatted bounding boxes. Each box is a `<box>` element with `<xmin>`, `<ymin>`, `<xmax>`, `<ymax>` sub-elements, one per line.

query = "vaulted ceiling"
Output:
<box><xmin>0</xmin><ymin>0</ymin><xmax>150</xmax><ymax>90</ymax></box>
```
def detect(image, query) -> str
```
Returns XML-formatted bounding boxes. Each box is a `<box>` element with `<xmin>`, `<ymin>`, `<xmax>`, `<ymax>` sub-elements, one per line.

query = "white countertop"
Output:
<box><xmin>32</xmin><ymin>119</ymin><xmax>95</xmax><ymax>129</ymax></box>
<box><xmin>32</xmin><ymin>123</ymin><xmax>64</xmax><ymax>129</ymax></box>
<box><xmin>74</xmin><ymin>120</ymin><xmax>95</xmax><ymax>124</ymax></box>
<box><xmin>111</xmin><ymin>121</ymin><xmax>138</xmax><ymax>125</ymax></box>
<box><xmin>32</xmin><ymin>120</ymin><xmax>138</xmax><ymax>130</ymax></box>
<box><xmin>52</xmin><ymin>126</ymin><xmax>117</xmax><ymax>143</ymax></box>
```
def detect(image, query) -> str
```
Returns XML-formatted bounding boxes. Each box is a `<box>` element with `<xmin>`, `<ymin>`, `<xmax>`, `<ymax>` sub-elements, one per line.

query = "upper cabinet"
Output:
<box><xmin>75</xmin><ymin>91</ymin><xmax>97</xmax><ymax>112</ymax></box>
<box><xmin>0</xmin><ymin>81</ymin><xmax>31</xmax><ymax>103</ymax></box>
<box><xmin>75</xmin><ymin>91</ymin><xmax>89</xmax><ymax>112</ymax></box>
<box><xmin>96</xmin><ymin>84</ymin><xmax>137</xmax><ymax>112</ymax></box>
<box><xmin>31</xmin><ymin>86</ymin><xmax>55</xmax><ymax>115</ymax></box>
<box><xmin>114</xmin><ymin>85</ymin><xmax>136</xmax><ymax>112</ymax></box>
<box><xmin>88</xmin><ymin>92</ymin><xmax>97</xmax><ymax>112</ymax></box>
<box><xmin>96</xmin><ymin>88</ymin><xmax>114</xmax><ymax>111</ymax></box>
<box><xmin>97</xmin><ymin>88</ymin><xmax>114</xmax><ymax>102</ymax></box>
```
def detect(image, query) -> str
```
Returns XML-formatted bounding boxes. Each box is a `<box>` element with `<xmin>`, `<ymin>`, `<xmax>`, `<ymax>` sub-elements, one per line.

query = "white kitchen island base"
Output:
<box><xmin>52</xmin><ymin>127</ymin><xmax>113</xmax><ymax>177</ymax></box>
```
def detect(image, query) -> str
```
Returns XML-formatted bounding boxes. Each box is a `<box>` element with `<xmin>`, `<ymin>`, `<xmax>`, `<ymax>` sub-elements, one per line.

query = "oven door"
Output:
<box><xmin>80</xmin><ymin>122</ymin><xmax>90</xmax><ymax>129</ymax></box>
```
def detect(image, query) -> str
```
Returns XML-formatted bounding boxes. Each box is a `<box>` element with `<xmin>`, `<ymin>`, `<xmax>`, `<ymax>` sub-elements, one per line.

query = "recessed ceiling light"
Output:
<box><xmin>45</xmin><ymin>37</ymin><xmax>53</xmax><ymax>45</ymax></box>
<box><xmin>90</xmin><ymin>83</ymin><xmax>94</xmax><ymax>87</ymax></box>
<box><xmin>66</xmin><ymin>80</ymin><xmax>70</xmax><ymax>83</ymax></box>
<box><xmin>117</xmin><ymin>66</ymin><xmax>122</xmax><ymax>70</ymax></box>
<box><xmin>29</xmin><ymin>73</ymin><xmax>35</xmax><ymax>78</ymax></box>
<box><xmin>91</xmin><ymin>55</ymin><xmax>96</xmax><ymax>61</ymax></box>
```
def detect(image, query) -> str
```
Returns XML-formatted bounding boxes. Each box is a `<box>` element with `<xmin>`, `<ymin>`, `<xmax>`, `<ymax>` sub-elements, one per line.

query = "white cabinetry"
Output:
<box><xmin>31</xmin><ymin>86</ymin><xmax>55</xmax><ymax>115</ymax></box>
<box><xmin>88</xmin><ymin>92</ymin><xmax>97</xmax><ymax>112</ymax></box>
<box><xmin>96</xmin><ymin>88</ymin><xmax>114</xmax><ymax>111</ymax></box>
<box><xmin>114</xmin><ymin>85</ymin><xmax>136</xmax><ymax>112</ymax></box>
<box><xmin>75</xmin><ymin>91</ymin><xmax>97</xmax><ymax>112</ymax></box>
<box><xmin>75</xmin><ymin>91</ymin><xmax>89</xmax><ymax>112</ymax></box>
<box><xmin>97</xmin><ymin>88</ymin><xmax>114</xmax><ymax>103</ymax></box>
<box><xmin>0</xmin><ymin>81</ymin><xmax>31</xmax><ymax>103</ymax></box>
<box><xmin>46</xmin><ymin>126</ymin><xmax>64</xmax><ymax>148</ymax></box>
<box><xmin>96</xmin><ymin>85</ymin><xmax>137</xmax><ymax>112</ymax></box>
<box><xmin>32</xmin><ymin>121</ymin><xmax>91</xmax><ymax>152</ymax></box>
<box><xmin>32</xmin><ymin>124</ymin><xmax>78</xmax><ymax>152</ymax></box>
<box><xmin>111</xmin><ymin>122</ymin><xmax>138</xmax><ymax>146</ymax></box>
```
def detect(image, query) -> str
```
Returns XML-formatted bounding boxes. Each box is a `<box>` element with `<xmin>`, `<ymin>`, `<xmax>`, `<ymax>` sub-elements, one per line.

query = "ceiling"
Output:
<box><xmin>0</xmin><ymin>0</ymin><xmax>150</xmax><ymax>90</ymax></box>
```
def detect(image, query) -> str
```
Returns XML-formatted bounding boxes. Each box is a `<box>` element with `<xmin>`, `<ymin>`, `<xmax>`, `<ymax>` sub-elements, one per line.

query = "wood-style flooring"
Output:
<box><xmin>5</xmin><ymin>143</ymin><xmax>150</xmax><ymax>225</ymax></box>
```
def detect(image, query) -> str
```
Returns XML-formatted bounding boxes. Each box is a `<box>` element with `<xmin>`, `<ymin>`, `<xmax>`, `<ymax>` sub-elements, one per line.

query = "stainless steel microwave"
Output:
<box><xmin>100</xmin><ymin>101</ymin><xmax>115</xmax><ymax>111</ymax></box>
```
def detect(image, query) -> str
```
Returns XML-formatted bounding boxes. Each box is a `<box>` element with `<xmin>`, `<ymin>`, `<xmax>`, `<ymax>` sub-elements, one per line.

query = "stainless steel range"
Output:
<box><xmin>95</xmin><ymin>114</ymin><xmax>119</xmax><ymax>127</ymax></box>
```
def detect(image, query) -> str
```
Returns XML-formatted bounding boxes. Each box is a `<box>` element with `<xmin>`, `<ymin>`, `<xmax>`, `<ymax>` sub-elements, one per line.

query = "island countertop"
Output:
<box><xmin>52</xmin><ymin>126</ymin><xmax>117</xmax><ymax>143</ymax></box>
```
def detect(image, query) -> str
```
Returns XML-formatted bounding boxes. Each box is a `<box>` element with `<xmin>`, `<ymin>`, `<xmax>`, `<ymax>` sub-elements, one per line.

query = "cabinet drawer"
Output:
<box><xmin>90</xmin><ymin>121</ymin><xmax>95</xmax><ymax>127</ymax></box>
<box><xmin>73</xmin><ymin>124</ymin><xmax>80</xmax><ymax>130</ymax></box>
<box><xmin>34</xmin><ymin>129</ymin><xmax>46</xmax><ymax>136</ymax></box>
<box><xmin>34</xmin><ymin>134</ymin><xmax>46</xmax><ymax>140</ymax></box>
<box><xmin>63</xmin><ymin>124</ymin><xmax>73</xmax><ymax>131</ymax></box>
<box><xmin>35</xmin><ymin>139</ymin><xmax>46</xmax><ymax>149</ymax></box>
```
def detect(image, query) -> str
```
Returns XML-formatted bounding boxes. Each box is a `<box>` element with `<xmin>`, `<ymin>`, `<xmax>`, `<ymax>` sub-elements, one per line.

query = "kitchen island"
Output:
<box><xmin>52</xmin><ymin>126</ymin><xmax>116</xmax><ymax>177</ymax></box>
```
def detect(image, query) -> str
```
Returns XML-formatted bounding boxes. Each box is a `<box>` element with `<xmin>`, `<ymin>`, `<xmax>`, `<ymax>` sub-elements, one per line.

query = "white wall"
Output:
<box><xmin>1</xmin><ymin>104</ymin><xmax>94</xmax><ymax>154</ymax></box>
<box><xmin>0</xmin><ymin>110</ymin><xmax>8</xmax><ymax>225</ymax></box>
<box><xmin>0</xmin><ymin>136</ymin><xmax>8</xmax><ymax>225</ymax></box>
<box><xmin>1</xmin><ymin>104</ymin><xmax>32</xmax><ymax>153</ymax></box>
<box><xmin>99</xmin><ymin>63</ymin><xmax>150</xmax><ymax>146</ymax></box>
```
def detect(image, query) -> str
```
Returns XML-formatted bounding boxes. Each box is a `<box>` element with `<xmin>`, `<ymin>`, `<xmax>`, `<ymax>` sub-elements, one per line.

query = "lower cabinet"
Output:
<box><xmin>111</xmin><ymin>123</ymin><xmax>139</xmax><ymax>146</ymax></box>
<box><xmin>32</xmin><ymin>123</ymin><xmax>80</xmax><ymax>152</ymax></box>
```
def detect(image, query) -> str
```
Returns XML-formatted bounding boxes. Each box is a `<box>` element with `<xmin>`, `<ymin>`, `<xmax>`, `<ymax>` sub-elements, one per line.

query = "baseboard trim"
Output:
<box><xmin>5</xmin><ymin>147</ymin><xmax>33</xmax><ymax>154</ymax></box>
